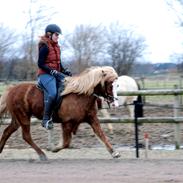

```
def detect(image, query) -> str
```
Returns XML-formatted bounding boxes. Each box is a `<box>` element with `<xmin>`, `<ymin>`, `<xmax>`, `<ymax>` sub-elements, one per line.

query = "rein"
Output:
<box><xmin>93</xmin><ymin>93</ymin><xmax>118</xmax><ymax>103</ymax></box>
<box><xmin>93</xmin><ymin>93</ymin><xmax>110</xmax><ymax>108</ymax></box>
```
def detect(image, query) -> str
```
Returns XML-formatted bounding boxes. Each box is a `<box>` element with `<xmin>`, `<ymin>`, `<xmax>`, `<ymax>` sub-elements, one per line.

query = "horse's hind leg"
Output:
<box><xmin>21</xmin><ymin>124</ymin><xmax>47</xmax><ymax>161</ymax></box>
<box><xmin>0</xmin><ymin>119</ymin><xmax>19</xmax><ymax>153</ymax></box>
<box><xmin>126</xmin><ymin>97</ymin><xmax>136</xmax><ymax>131</ymax></box>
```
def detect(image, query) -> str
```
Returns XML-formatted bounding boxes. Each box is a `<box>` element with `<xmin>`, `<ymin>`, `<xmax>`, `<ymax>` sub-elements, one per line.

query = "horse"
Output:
<box><xmin>98</xmin><ymin>75</ymin><xmax>140</xmax><ymax>133</ymax></box>
<box><xmin>0</xmin><ymin>66</ymin><xmax>120</xmax><ymax>160</ymax></box>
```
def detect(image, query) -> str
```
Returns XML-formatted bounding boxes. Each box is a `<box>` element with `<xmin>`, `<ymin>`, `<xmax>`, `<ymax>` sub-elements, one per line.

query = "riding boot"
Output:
<box><xmin>42</xmin><ymin>96</ymin><xmax>54</xmax><ymax>130</ymax></box>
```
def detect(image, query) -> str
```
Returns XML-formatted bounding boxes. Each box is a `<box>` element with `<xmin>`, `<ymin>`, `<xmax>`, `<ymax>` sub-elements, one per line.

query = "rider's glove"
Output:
<box><xmin>50</xmin><ymin>70</ymin><xmax>65</xmax><ymax>81</ymax></box>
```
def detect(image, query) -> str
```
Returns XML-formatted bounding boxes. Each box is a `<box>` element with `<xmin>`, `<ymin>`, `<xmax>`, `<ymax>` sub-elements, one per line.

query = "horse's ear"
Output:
<box><xmin>102</xmin><ymin>70</ymin><xmax>107</xmax><ymax>77</ymax></box>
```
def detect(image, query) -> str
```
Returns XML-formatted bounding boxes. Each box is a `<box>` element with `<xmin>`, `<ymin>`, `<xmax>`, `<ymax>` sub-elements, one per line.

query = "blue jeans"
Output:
<box><xmin>38</xmin><ymin>73</ymin><xmax>65</xmax><ymax>129</ymax></box>
<box><xmin>38</xmin><ymin>74</ymin><xmax>58</xmax><ymax>101</ymax></box>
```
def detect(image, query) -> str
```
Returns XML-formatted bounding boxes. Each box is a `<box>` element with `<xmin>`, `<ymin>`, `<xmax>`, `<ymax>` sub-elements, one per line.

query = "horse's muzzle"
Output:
<box><xmin>105</xmin><ymin>95</ymin><xmax>119</xmax><ymax>108</ymax></box>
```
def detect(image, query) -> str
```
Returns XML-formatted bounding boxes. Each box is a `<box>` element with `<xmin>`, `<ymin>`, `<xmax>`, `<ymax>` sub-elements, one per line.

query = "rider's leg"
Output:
<box><xmin>38</xmin><ymin>74</ymin><xmax>57</xmax><ymax>130</ymax></box>
<box><xmin>42</xmin><ymin>93</ymin><xmax>55</xmax><ymax>129</ymax></box>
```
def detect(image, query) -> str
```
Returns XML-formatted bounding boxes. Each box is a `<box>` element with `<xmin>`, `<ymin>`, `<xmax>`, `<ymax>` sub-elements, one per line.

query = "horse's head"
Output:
<box><xmin>101</xmin><ymin>79</ymin><xmax>119</xmax><ymax>108</ymax></box>
<box><xmin>87</xmin><ymin>66</ymin><xmax>119</xmax><ymax>108</ymax></box>
<box><xmin>94</xmin><ymin>77</ymin><xmax>119</xmax><ymax>108</ymax></box>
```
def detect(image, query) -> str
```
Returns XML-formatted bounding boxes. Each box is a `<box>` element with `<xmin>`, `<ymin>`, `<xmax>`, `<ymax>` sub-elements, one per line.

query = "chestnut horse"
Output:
<box><xmin>0</xmin><ymin>66</ymin><xmax>120</xmax><ymax>160</ymax></box>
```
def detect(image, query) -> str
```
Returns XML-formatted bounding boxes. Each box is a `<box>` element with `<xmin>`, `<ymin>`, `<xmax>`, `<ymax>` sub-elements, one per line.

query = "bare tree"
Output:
<box><xmin>166</xmin><ymin>0</ymin><xmax>183</xmax><ymax>69</ymax></box>
<box><xmin>166</xmin><ymin>0</ymin><xmax>183</xmax><ymax>24</ymax></box>
<box><xmin>0</xmin><ymin>24</ymin><xmax>17</xmax><ymax>59</ymax></box>
<box><xmin>21</xmin><ymin>0</ymin><xmax>57</xmax><ymax>79</ymax></box>
<box><xmin>170</xmin><ymin>53</ymin><xmax>183</xmax><ymax>72</ymax></box>
<box><xmin>0</xmin><ymin>24</ymin><xmax>18</xmax><ymax>78</ymax></box>
<box><xmin>107</xmin><ymin>23</ymin><xmax>146</xmax><ymax>75</ymax></box>
<box><xmin>65</xmin><ymin>24</ymin><xmax>106</xmax><ymax>73</ymax></box>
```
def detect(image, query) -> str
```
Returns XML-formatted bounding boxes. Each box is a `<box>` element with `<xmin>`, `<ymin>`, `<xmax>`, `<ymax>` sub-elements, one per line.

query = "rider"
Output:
<box><xmin>37</xmin><ymin>24</ymin><xmax>72</xmax><ymax>130</ymax></box>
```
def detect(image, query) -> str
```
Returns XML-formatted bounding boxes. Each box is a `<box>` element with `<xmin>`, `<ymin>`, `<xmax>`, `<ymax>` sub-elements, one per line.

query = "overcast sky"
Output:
<box><xmin>0</xmin><ymin>0</ymin><xmax>183</xmax><ymax>63</ymax></box>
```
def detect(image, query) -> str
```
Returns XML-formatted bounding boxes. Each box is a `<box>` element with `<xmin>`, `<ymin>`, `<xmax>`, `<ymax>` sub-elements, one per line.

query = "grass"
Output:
<box><xmin>136</xmin><ymin>74</ymin><xmax>183</xmax><ymax>104</ymax></box>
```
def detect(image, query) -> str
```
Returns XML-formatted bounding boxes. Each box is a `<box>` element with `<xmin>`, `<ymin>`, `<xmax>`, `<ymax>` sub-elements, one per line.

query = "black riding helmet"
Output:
<box><xmin>45</xmin><ymin>24</ymin><xmax>62</xmax><ymax>34</ymax></box>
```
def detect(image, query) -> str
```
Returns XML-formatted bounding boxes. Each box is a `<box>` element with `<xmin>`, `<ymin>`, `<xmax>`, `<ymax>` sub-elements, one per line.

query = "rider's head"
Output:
<box><xmin>45</xmin><ymin>24</ymin><xmax>62</xmax><ymax>34</ymax></box>
<box><xmin>45</xmin><ymin>24</ymin><xmax>62</xmax><ymax>42</ymax></box>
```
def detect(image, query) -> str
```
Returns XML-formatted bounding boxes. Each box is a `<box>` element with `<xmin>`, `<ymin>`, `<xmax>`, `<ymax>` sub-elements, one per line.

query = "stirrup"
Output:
<box><xmin>42</xmin><ymin>119</ymin><xmax>54</xmax><ymax>130</ymax></box>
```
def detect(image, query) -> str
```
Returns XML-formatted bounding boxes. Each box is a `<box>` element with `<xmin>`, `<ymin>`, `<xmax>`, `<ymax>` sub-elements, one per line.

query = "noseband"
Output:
<box><xmin>93</xmin><ymin>86</ymin><xmax>118</xmax><ymax>104</ymax></box>
<box><xmin>93</xmin><ymin>93</ymin><xmax>116</xmax><ymax>102</ymax></box>
<box><xmin>104</xmin><ymin>94</ymin><xmax>118</xmax><ymax>103</ymax></box>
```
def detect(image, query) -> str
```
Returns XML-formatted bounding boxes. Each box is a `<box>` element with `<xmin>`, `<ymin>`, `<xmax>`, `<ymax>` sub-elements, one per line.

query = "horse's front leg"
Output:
<box><xmin>51</xmin><ymin>122</ymin><xmax>72</xmax><ymax>153</ymax></box>
<box><xmin>89</xmin><ymin>116</ymin><xmax>120</xmax><ymax>158</ymax></box>
<box><xmin>47</xmin><ymin>129</ymin><xmax>57</xmax><ymax>151</ymax></box>
<box><xmin>99</xmin><ymin>108</ymin><xmax>113</xmax><ymax>134</ymax></box>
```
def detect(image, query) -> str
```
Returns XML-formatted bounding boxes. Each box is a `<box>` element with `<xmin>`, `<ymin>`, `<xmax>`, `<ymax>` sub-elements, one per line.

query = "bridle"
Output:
<box><xmin>93</xmin><ymin>81</ymin><xmax>118</xmax><ymax>106</ymax></box>
<box><xmin>93</xmin><ymin>93</ymin><xmax>115</xmax><ymax>101</ymax></box>
<box><xmin>104</xmin><ymin>94</ymin><xmax>118</xmax><ymax>103</ymax></box>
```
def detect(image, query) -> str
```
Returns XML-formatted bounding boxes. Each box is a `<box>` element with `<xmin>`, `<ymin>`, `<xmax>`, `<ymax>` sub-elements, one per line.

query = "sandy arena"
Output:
<box><xmin>1</xmin><ymin>107</ymin><xmax>183</xmax><ymax>183</ymax></box>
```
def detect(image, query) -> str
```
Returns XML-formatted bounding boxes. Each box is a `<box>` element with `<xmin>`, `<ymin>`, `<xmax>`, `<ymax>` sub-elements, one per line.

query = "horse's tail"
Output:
<box><xmin>0</xmin><ymin>87</ymin><xmax>11</xmax><ymax>117</ymax></box>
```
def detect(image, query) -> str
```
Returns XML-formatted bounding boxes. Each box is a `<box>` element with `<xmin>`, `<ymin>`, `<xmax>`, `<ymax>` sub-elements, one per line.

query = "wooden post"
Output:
<box><xmin>174</xmin><ymin>85</ymin><xmax>181</xmax><ymax>149</ymax></box>
<box><xmin>144</xmin><ymin>133</ymin><xmax>149</xmax><ymax>159</ymax></box>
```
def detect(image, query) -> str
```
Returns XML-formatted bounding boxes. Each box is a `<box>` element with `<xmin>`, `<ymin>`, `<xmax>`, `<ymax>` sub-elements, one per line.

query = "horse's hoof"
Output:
<box><xmin>111</xmin><ymin>151</ymin><xmax>121</xmax><ymax>158</ymax></box>
<box><xmin>46</xmin><ymin>146</ymin><xmax>56</xmax><ymax>151</ymax></box>
<box><xmin>46</xmin><ymin>147</ymin><xmax>52</xmax><ymax>151</ymax></box>
<box><xmin>39</xmin><ymin>154</ymin><xmax>48</xmax><ymax>161</ymax></box>
<box><xmin>51</xmin><ymin>147</ymin><xmax>61</xmax><ymax>153</ymax></box>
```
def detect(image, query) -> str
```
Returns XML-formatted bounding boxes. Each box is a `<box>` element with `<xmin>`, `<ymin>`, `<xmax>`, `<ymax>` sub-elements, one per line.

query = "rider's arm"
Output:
<box><xmin>37</xmin><ymin>44</ymin><xmax>52</xmax><ymax>74</ymax></box>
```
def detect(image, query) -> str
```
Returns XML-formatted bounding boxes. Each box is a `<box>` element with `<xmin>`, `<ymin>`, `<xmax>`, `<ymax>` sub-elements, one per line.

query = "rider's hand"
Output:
<box><xmin>50</xmin><ymin>70</ymin><xmax>65</xmax><ymax>81</ymax></box>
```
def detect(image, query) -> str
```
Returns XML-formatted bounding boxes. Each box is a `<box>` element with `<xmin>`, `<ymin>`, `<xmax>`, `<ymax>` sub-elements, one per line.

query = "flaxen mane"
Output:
<box><xmin>61</xmin><ymin>66</ymin><xmax>118</xmax><ymax>96</ymax></box>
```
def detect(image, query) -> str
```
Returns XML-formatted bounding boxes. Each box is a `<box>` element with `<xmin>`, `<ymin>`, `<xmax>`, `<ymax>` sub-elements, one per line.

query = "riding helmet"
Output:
<box><xmin>45</xmin><ymin>24</ymin><xmax>62</xmax><ymax>34</ymax></box>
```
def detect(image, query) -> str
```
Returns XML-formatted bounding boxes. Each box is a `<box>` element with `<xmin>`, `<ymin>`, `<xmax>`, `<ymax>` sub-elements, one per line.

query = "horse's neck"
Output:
<box><xmin>64</xmin><ymin>93</ymin><xmax>97</xmax><ymax>108</ymax></box>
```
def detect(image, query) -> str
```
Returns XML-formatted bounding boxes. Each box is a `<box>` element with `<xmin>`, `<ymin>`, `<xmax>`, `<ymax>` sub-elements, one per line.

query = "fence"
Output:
<box><xmin>115</xmin><ymin>87</ymin><xmax>183</xmax><ymax>149</ymax></box>
<box><xmin>1</xmin><ymin>87</ymin><xmax>183</xmax><ymax>149</ymax></box>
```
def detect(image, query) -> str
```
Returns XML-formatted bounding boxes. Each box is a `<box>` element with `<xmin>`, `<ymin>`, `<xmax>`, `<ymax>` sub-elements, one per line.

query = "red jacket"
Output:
<box><xmin>37</xmin><ymin>36</ymin><xmax>61</xmax><ymax>75</ymax></box>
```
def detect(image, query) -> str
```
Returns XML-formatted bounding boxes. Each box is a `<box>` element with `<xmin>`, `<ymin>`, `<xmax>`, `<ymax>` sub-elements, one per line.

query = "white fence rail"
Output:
<box><xmin>117</xmin><ymin>89</ymin><xmax>183</xmax><ymax>96</ymax></box>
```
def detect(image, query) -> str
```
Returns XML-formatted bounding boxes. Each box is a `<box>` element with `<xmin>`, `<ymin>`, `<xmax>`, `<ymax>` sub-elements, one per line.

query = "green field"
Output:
<box><xmin>137</xmin><ymin>74</ymin><xmax>182</xmax><ymax>89</ymax></box>
<box><xmin>135</xmin><ymin>74</ymin><xmax>182</xmax><ymax>104</ymax></box>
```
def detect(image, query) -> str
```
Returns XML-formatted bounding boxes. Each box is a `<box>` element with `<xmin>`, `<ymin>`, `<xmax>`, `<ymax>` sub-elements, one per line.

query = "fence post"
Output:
<box><xmin>134</xmin><ymin>101</ymin><xmax>139</xmax><ymax>158</ymax></box>
<box><xmin>174</xmin><ymin>84</ymin><xmax>181</xmax><ymax>149</ymax></box>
